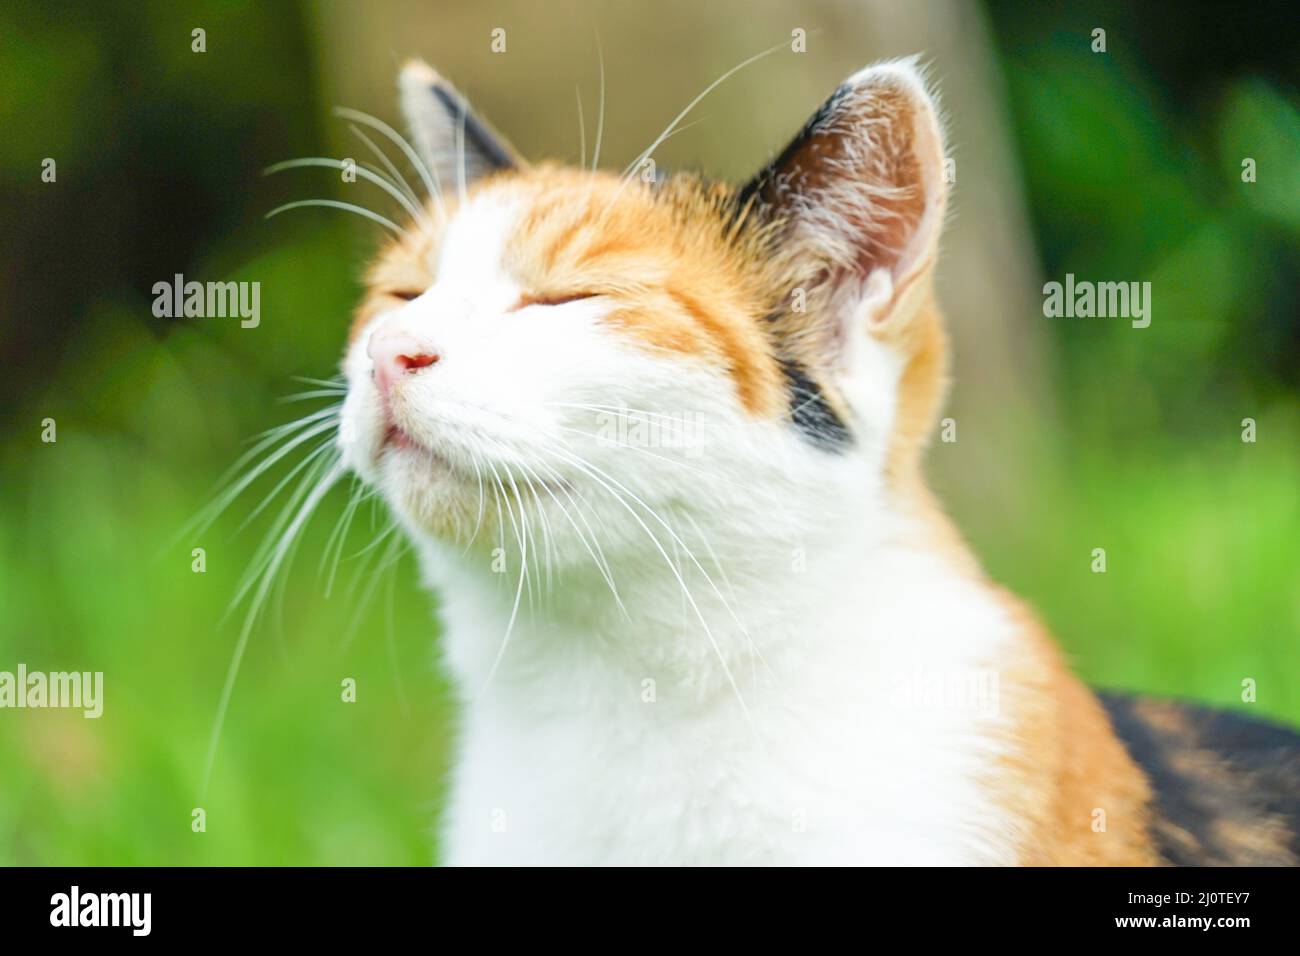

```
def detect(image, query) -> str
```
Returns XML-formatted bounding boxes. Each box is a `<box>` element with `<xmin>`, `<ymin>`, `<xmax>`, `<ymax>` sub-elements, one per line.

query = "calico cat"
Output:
<box><xmin>331</xmin><ymin>57</ymin><xmax>1299</xmax><ymax>865</ymax></box>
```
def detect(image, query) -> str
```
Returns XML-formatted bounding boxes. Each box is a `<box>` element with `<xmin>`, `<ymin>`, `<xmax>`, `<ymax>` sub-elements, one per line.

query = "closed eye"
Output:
<box><xmin>513</xmin><ymin>291</ymin><xmax>600</xmax><ymax>310</ymax></box>
<box><xmin>387</xmin><ymin>290</ymin><xmax>423</xmax><ymax>301</ymax></box>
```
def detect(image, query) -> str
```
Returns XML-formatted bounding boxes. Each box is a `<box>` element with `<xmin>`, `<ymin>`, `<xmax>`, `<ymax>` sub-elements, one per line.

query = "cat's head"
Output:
<box><xmin>339</xmin><ymin>57</ymin><xmax>949</xmax><ymax>568</ymax></box>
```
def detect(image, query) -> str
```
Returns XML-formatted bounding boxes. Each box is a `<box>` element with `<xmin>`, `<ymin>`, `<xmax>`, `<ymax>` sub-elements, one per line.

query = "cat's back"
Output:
<box><xmin>1101</xmin><ymin>693</ymin><xmax>1300</xmax><ymax>865</ymax></box>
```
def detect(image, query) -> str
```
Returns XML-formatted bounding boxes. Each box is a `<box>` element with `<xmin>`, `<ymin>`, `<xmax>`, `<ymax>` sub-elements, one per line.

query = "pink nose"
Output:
<box><xmin>367</xmin><ymin>327</ymin><xmax>441</xmax><ymax>396</ymax></box>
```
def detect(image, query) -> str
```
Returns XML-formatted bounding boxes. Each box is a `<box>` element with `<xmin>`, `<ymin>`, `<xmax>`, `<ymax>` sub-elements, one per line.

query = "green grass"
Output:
<box><xmin>966</xmin><ymin>410</ymin><xmax>1300</xmax><ymax>725</ymax></box>
<box><xmin>0</xmin><ymin>425</ymin><xmax>453</xmax><ymax>865</ymax></box>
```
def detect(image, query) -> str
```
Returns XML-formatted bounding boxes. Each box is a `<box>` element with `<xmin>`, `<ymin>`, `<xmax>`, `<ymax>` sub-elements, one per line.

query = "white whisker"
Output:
<box><xmin>544</xmin><ymin>445</ymin><xmax>753</xmax><ymax>724</ymax></box>
<box><xmin>621</xmin><ymin>40</ymin><xmax>786</xmax><ymax>178</ymax></box>
<box><xmin>477</xmin><ymin>460</ymin><xmax>530</xmax><ymax>694</ymax></box>
<box><xmin>592</xmin><ymin>34</ymin><xmax>606</xmax><ymax>171</ymax></box>
<box><xmin>575</xmin><ymin>86</ymin><xmax>587</xmax><ymax>169</ymax></box>
<box><xmin>201</xmin><ymin>458</ymin><xmax>344</xmax><ymax>798</ymax></box>
<box><xmin>265</xmin><ymin>198</ymin><xmax>402</xmax><ymax>235</ymax></box>
<box><xmin>334</xmin><ymin>106</ymin><xmax>444</xmax><ymax>216</ymax></box>
<box><xmin>340</xmin><ymin>525</ymin><xmax>405</xmax><ymax>652</ymax></box>
<box><xmin>264</xmin><ymin>157</ymin><xmax>427</xmax><ymax>225</ymax></box>
<box><xmin>348</xmin><ymin>122</ymin><xmax>423</xmax><ymax>211</ymax></box>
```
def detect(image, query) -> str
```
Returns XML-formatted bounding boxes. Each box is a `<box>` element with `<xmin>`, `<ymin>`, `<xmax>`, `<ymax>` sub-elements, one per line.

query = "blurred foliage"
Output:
<box><xmin>0</xmin><ymin>1</ymin><xmax>1296</xmax><ymax>864</ymax></box>
<box><xmin>987</xmin><ymin>0</ymin><xmax>1299</xmax><ymax>428</ymax></box>
<box><xmin>971</xmin><ymin>0</ymin><xmax>1300</xmax><ymax>721</ymax></box>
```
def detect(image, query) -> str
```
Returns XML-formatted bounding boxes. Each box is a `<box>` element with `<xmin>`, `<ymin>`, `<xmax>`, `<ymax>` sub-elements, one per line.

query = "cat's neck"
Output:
<box><xmin>411</xmin><ymin>481</ymin><xmax>994</xmax><ymax>699</ymax></box>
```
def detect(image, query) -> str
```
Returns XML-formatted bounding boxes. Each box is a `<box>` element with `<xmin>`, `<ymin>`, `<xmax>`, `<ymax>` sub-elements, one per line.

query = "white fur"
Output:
<box><xmin>337</xmin><ymin>61</ymin><xmax>1026</xmax><ymax>865</ymax></box>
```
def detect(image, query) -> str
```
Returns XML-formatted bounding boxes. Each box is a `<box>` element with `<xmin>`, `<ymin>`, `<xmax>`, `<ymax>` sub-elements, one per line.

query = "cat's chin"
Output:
<box><xmin>377</xmin><ymin>450</ymin><xmax>476</xmax><ymax>540</ymax></box>
<box><xmin>379</xmin><ymin>438</ymin><xmax>466</xmax><ymax>490</ymax></box>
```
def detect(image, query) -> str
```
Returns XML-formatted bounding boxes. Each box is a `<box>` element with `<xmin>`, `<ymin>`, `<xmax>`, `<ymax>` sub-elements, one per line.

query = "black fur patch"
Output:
<box><xmin>777</xmin><ymin>356</ymin><xmax>851</xmax><ymax>451</ymax></box>
<box><xmin>1101</xmin><ymin>693</ymin><xmax>1300</xmax><ymax>865</ymax></box>
<box><xmin>430</xmin><ymin>86</ymin><xmax>515</xmax><ymax>171</ymax></box>
<box><xmin>734</xmin><ymin>82</ymin><xmax>852</xmax><ymax>216</ymax></box>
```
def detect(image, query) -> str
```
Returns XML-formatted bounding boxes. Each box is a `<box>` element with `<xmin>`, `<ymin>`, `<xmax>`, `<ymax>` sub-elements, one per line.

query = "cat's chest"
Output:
<box><xmin>440</xmin><ymin>617</ymin><xmax>1017</xmax><ymax>865</ymax></box>
<box><xmin>430</xmin><ymin>538</ymin><xmax>1022</xmax><ymax>864</ymax></box>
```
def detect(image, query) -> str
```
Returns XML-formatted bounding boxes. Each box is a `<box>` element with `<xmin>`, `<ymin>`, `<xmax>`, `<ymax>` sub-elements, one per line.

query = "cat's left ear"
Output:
<box><xmin>739</xmin><ymin>58</ymin><xmax>947</xmax><ymax>341</ymax></box>
<box><xmin>399</xmin><ymin>59</ymin><xmax>521</xmax><ymax>193</ymax></box>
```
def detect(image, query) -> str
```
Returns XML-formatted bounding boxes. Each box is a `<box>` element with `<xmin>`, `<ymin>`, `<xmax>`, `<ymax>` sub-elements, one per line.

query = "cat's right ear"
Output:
<box><xmin>399</xmin><ymin>60</ymin><xmax>521</xmax><ymax>194</ymax></box>
<box><xmin>737</xmin><ymin>58</ymin><xmax>947</xmax><ymax>348</ymax></box>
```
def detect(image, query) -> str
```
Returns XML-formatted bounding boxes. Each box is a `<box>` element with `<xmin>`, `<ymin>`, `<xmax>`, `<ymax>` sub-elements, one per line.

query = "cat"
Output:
<box><xmin>332</xmin><ymin>56</ymin><xmax>1300</xmax><ymax>865</ymax></box>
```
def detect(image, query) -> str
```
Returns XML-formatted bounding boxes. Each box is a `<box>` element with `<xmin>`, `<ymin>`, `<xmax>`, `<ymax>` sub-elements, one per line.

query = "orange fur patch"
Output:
<box><xmin>504</xmin><ymin>167</ymin><xmax>785</xmax><ymax>416</ymax></box>
<box><xmin>352</xmin><ymin>167</ymin><xmax>789</xmax><ymax>418</ymax></box>
<box><xmin>991</xmin><ymin>594</ymin><xmax>1160</xmax><ymax>865</ymax></box>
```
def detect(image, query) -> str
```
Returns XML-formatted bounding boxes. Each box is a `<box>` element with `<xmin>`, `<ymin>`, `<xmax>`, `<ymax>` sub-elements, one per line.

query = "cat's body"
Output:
<box><xmin>328</xmin><ymin>57</ymin><xmax>1300</xmax><ymax>865</ymax></box>
<box><xmin>416</xmin><ymin>398</ymin><xmax>1154</xmax><ymax>866</ymax></box>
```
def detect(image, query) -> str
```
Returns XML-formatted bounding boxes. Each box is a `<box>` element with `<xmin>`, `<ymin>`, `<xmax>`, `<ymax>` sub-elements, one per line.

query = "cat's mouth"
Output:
<box><xmin>372</xmin><ymin>407</ymin><xmax>573</xmax><ymax>499</ymax></box>
<box><xmin>380</xmin><ymin>423</ymin><xmax>459</xmax><ymax>475</ymax></box>
<box><xmin>376</xmin><ymin>411</ymin><xmax>447</xmax><ymax>459</ymax></box>
<box><xmin>383</xmin><ymin>423</ymin><xmax>420</xmax><ymax>451</ymax></box>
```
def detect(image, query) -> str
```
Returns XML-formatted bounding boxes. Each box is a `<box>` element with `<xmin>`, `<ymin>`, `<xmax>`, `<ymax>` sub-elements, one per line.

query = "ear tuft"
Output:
<box><xmin>398</xmin><ymin>59</ymin><xmax>519</xmax><ymax>196</ymax></box>
<box><xmin>740</xmin><ymin>56</ymin><xmax>948</xmax><ymax>340</ymax></box>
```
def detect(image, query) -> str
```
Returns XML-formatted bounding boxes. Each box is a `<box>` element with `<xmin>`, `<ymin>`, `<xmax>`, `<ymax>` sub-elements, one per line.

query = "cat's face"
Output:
<box><xmin>338</xmin><ymin>59</ymin><xmax>948</xmax><ymax>567</ymax></box>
